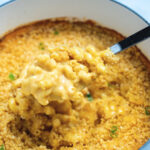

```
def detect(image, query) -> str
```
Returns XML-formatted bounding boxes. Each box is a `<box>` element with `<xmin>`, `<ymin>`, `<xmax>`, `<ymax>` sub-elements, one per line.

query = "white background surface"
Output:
<box><xmin>0</xmin><ymin>0</ymin><xmax>11</xmax><ymax>5</ymax></box>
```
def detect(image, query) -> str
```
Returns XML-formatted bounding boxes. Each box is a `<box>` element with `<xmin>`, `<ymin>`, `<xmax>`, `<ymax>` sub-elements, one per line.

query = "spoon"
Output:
<box><xmin>110</xmin><ymin>26</ymin><xmax>150</xmax><ymax>54</ymax></box>
<box><xmin>110</xmin><ymin>26</ymin><xmax>150</xmax><ymax>150</ymax></box>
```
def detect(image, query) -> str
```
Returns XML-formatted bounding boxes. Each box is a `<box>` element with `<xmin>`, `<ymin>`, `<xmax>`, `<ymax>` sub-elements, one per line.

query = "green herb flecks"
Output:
<box><xmin>108</xmin><ymin>82</ymin><xmax>112</xmax><ymax>87</ymax></box>
<box><xmin>145</xmin><ymin>107</ymin><xmax>150</xmax><ymax>115</ymax></box>
<box><xmin>0</xmin><ymin>144</ymin><xmax>5</xmax><ymax>150</ymax></box>
<box><xmin>9</xmin><ymin>73</ymin><xmax>15</xmax><ymax>81</ymax></box>
<box><xmin>54</xmin><ymin>30</ymin><xmax>59</xmax><ymax>35</ymax></box>
<box><xmin>86</xmin><ymin>93</ymin><xmax>93</xmax><ymax>102</ymax></box>
<box><xmin>110</xmin><ymin>126</ymin><xmax>118</xmax><ymax>133</ymax></box>
<box><xmin>110</xmin><ymin>126</ymin><xmax>118</xmax><ymax>138</ymax></box>
<box><xmin>39</xmin><ymin>42</ymin><xmax>45</xmax><ymax>50</ymax></box>
<box><xmin>110</xmin><ymin>132</ymin><xmax>118</xmax><ymax>138</ymax></box>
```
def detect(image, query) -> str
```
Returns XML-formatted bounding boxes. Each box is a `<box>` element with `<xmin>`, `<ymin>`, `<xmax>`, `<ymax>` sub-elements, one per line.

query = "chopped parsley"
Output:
<box><xmin>39</xmin><ymin>42</ymin><xmax>45</xmax><ymax>50</ymax></box>
<box><xmin>9</xmin><ymin>73</ymin><xmax>15</xmax><ymax>81</ymax></box>
<box><xmin>86</xmin><ymin>93</ymin><xmax>93</xmax><ymax>101</ymax></box>
<box><xmin>145</xmin><ymin>107</ymin><xmax>150</xmax><ymax>115</ymax></box>
<box><xmin>108</xmin><ymin>82</ymin><xmax>112</xmax><ymax>87</ymax></box>
<box><xmin>110</xmin><ymin>126</ymin><xmax>118</xmax><ymax>133</ymax></box>
<box><xmin>0</xmin><ymin>144</ymin><xmax>5</xmax><ymax>150</ymax></box>
<box><xmin>54</xmin><ymin>30</ymin><xmax>59</xmax><ymax>35</ymax></box>
<box><xmin>110</xmin><ymin>132</ymin><xmax>118</xmax><ymax>138</ymax></box>
<box><xmin>110</xmin><ymin>126</ymin><xmax>118</xmax><ymax>138</ymax></box>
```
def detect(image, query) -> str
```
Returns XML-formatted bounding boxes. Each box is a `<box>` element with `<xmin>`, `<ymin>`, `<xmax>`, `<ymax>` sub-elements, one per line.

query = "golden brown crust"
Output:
<box><xmin>1</xmin><ymin>17</ymin><xmax>149</xmax><ymax>73</ymax></box>
<box><xmin>0</xmin><ymin>18</ymin><xmax>150</xmax><ymax>150</ymax></box>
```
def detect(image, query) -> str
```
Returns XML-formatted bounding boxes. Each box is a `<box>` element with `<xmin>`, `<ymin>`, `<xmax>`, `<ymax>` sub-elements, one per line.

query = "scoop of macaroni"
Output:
<box><xmin>9</xmin><ymin>46</ymin><xmax>124</xmax><ymax>148</ymax></box>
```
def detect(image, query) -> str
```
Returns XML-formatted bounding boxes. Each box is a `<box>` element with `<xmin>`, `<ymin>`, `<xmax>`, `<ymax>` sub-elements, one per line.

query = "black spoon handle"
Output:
<box><xmin>110</xmin><ymin>26</ymin><xmax>150</xmax><ymax>54</ymax></box>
